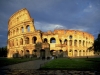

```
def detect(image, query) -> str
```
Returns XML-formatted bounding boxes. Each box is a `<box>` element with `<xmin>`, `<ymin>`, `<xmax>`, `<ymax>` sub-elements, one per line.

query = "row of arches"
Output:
<box><xmin>11</xmin><ymin>49</ymin><xmax>91</xmax><ymax>58</ymax></box>
<box><xmin>8</xmin><ymin>36</ymin><xmax>37</xmax><ymax>47</ymax></box>
<box><xmin>43</xmin><ymin>37</ymin><xmax>93</xmax><ymax>46</ymax></box>
<box><xmin>8</xmin><ymin>25</ymin><xmax>30</xmax><ymax>36</ymax></box>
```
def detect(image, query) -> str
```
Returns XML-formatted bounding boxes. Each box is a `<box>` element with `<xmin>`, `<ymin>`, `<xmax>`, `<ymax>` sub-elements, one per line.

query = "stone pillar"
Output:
<box><xmin>73</xmin><ymin>49</ymin><xmax>74</xmax><ymax>57</ymax></box>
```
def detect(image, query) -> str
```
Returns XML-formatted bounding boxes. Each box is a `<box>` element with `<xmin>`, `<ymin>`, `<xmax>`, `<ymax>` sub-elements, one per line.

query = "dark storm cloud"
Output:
<box><xmin>0</xmin><ymin>0</ymin><xmax>100</xmax><ymax>47</ymax></box>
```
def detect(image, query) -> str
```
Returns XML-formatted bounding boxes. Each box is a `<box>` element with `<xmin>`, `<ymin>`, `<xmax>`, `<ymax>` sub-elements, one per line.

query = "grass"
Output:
<box><xmin>0</xmin><ymin>57</ymin><xmax>38</xmax><ymax>68</ymax></box>
<box><xmin>40</xmin><ymin>58</ymin><xmax>100</xmax><ymax>71</ymax></box>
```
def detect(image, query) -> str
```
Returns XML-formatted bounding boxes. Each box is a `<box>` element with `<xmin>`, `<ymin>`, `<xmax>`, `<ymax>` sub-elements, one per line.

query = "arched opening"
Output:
<box><xmin>25</xmin><ymin>50</ymin><xmax>30</xmax><ymax>58</ymax></box>
<box><xmin>16</xmin><ymin>28</ymin><xmax>19</xmax><ymax>34</ymax></box>
<box><xmin>26</xmin><ymin>25</ymin><xmax>30</xmax><ymax>32</ymax></box>
<box><xmin>74</xmin><ymin>40</ymin><xmax>77</xmax><ymax>46</ymax></box>
<box><xmin>21</xmin><ymin>27</ymin><xmax>24</xmax><ymax>33</ymax></box>
<box><xmin>32</xmin><ymin>36</ymin><xmax>37</xmax><ymax>44</ymax></box>
<box><xmin>59</xmin><ymin>49</ymin><xmax>63</xmax><ymax>57</ymax></box>
<box><xmin>74</xmin><ymin>50</ymin><xmax>78</xmax><ymax>56</ymax></box>
<box><xmin>16</xmin><ymin>39</ymin><xmax>18</xmax><ymax>46</ymax></box>
<box><xmin>83</xmin><ymin>50</ymin><xmax>85</xmax><ymax>56</ymax></box>
<box><xmin>20</xmin><ymin>50</ymin><xmax>23</xmax><ymax>57</ymax></box>
<box><xmin>15</xmin><ymin>50</ymin><xmax>19</xmax><ymax>58</ymax></box>
<box><xmin>69</xmin><ymin>40</ymin><xmax>72</xmax><ymax>46</ymax></box>
<box><xmin>69</xmin><ymin>35</ymin><xmax>72</xmax><ymax>39</ymax></box>
<box><xmin>50</xmin><ymin>50</ymin><xmax>55</xmax><ymax>56</ymax></box>
<box><xmin>69</xmin><ymin>49</ymin><xmax>73</xmax><ymax>56</ymax></box>
<box><xmin>79</xmin><ymin>40</ymin><xmax>81</xmax><ymax>46</ymax></box>
<box><xmin>20</xmin><ymin>38</ymin><xmax>23</xmax><ymax>45</ymax></box>
<box><xmin>83</xmin><ymin>41</ymin><xmax>85</xmax><ymax>46</ymax></box>
<box><xmin>13</xmin><ymin>30</ymin><xmax>15</xmax><ymax>35</ymax></box>
<box><xmin>64</xmin><ymin>39</ymin><xmax>67</xmax><ymax>45</ymax></box>
<box><xmin>40</xmin><ymin>49</ymin><xmax>45</xmax><ymax>57</ymax></box>
<box><xmin>43</xmin><ymin>38</ymin><xmax>48</xmax><ymax>43</ymax></box>
<box><xmin>79</xmin><ymin>50</ymin><xmax>81</xmax><ymax>56</ymax></box>
<box><xmin>25</xmin><ymin>37</ymin><xmax>29</xmax><ymax>44</ymax></box>
<box><xmin>12</xmin><ymin>40</ymin><xmax>14</xmax><ymax>46</ymax></box>
<box><xmin>50</xmin><ymin>37</ymin><xmax>56</xmax><ymax>43</ymax></box>
<box><xmin>59</xmin><ymin>39</ymin><xmax>62</xmax><ymax>44</ymax></box>
<box><xmin>32</xmin><ymin>49</ymin><xmax>37</xmax><ymax>57</ymax></box>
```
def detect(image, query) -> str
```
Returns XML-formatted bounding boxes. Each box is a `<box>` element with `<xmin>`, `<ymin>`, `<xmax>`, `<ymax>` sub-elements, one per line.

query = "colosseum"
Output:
<box><xmin>7</xmin><ymin>8</ymin><xmax>94</xmax><ymax>58</ymax></box>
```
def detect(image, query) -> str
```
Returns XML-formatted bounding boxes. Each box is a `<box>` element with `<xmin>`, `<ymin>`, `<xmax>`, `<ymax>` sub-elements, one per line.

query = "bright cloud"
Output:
<box><xmin>35</xmin><ymin>21</ymin><xmax>66</xmax><ymax>31</ymax></box>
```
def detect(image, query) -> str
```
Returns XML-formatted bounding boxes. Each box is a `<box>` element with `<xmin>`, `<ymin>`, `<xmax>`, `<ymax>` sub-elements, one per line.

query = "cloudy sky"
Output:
<box><xmin>0</xmin><ymin>0</ymin><xmax>100</xmax><ymax>47</ymax></box>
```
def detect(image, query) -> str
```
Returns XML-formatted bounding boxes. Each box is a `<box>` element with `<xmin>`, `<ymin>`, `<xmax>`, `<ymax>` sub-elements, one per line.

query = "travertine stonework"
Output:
<box><xmin>7</xmin><ymin>8</ymin><xmax>94</xmax><ymax>58</ymax></box>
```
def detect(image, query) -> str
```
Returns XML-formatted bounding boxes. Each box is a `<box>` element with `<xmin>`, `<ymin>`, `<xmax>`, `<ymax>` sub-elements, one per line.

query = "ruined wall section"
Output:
<box><xmin>7</xmin><ymin>8</ymin><xmax>36</xmax><ymax>58</ymax></box>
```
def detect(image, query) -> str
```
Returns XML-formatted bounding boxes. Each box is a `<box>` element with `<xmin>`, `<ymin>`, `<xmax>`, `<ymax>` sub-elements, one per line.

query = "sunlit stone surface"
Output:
<box><xmin>7</xmin><ymin>8</ymin><xmax>94</xmax><ymax>58</ymax></box>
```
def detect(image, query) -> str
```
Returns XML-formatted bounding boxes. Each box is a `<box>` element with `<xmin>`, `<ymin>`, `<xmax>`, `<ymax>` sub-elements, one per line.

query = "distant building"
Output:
<box><xmin>7</xmin><ymin>8</ymin><xmax>94</xmax><ymax>58</ymax></box>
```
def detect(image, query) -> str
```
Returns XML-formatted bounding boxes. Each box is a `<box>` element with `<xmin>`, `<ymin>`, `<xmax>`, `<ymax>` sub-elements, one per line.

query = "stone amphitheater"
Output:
<box><xmin>7</xmin><ymin>8</ymin><xmax>94</xmax><ymax>58</ymax></box>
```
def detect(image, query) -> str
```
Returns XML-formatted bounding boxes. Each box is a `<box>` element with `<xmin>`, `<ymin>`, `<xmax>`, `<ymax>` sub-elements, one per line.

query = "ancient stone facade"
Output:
<box><xmin>7</xmin><ymin>8</ymin><xmax>94</xmax><ymax>58</ymax></box>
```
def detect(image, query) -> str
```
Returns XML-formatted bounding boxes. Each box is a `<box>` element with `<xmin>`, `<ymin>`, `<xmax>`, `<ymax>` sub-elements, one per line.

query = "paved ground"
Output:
<box><xmin>0</xmin><ymin>58</ymin><xmax>100</xmax><ymax>75</ymax></box>
<box><xmin>0</xmin><ymin>59</ymin><xmax>50</xmax><ymax>69</ymax></box>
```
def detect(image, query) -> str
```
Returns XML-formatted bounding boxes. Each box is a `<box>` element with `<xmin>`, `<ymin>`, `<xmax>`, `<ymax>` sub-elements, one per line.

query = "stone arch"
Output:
<box><xmin>43</xmin><ymin>38</ymin><xmax>48</xmax><ymax>43</ymax></box>
<box><xmin>64</xmin><ymin>39</ymin><xmax>67</xmax><ymax>45</ymax></box>
<box><xmin>32</xmin><ymin>36</ymin><xmax>37</xmax><ymax>44</ymax></box>
<box><xmin>74</xmin><ymin>50</ymin><xmax>78</xmax><ymax>56</ymax></box>
<box><xmin>79</xmin><ymin>40</ymin><xmax>81</xmax><ymax>46</ymax></box>
<box><xmin>83</xmin><ymin>50</ymin><xmax>85</xmax><ymax>56</ymax></box>
<box><xmin>83</xmin><ymin>40</ymin><xmax>85</xmax><ymax>46</ymax></box>
<box><xmin>25</xmin><ymin>50</ymin><xmax>30</xmax><ymax>58</ymax></box>
<box><xmin>25</xmin><ymin>37</ymin><xmax>29</xmax><ymax>44</ymax></box>
<box><xmin>79</xmin><ymin>50</ymin><xmax>81</xmax><ymax>56</ymax></box>
<box><xmin>59</xmin><ymin>39</ymin><xmax>62</xmax><ymax>44</ymax></box>
<box><xmin>74</xmin><ymin>40</ymin><xmax>77</xmax><ymax>46</ymax></box>
<box><xmin>69</xmin><ymin>35</ymin><xmax>72</xmax><ymax>39</ymax></box>
<box><xmin>21</xmin><ymin>27</ymin><xmax>24</xmax><ymax>33</ymax></box>
<box><xmin>16</xmin><ymin>39</ymin><xmax>18</xmax><ymax>46</ymax></box>
<box><xmin>12</xmin><ymin>39</ymin><xmax>14</xmax><ymax>46</ymax></box>
<box><xmin>50</xmin><ymin>37</ymin><xmax>56</xmax><ymax>43</ymax></box>
<box><xmin>13</xmin><ymin>30</ymin><xmax>15</xmax><ymax>35</ymax></box>
<box><xmin>20</xmin><ymin>38</ymin><xmax>23</xmax><ymax>45</ymax></box>
<box><xmin>69</xmin><ymin>40</ymin><xmax>72</xmax><ymax>46</ymax></box>
<box><xmin>40</xmin><ymin>49</ymin><xmax>45</xmax><ymax>57</ymax></box>
<box><xmin>26</xmin><ymin>25</ymin><xmax>30</xmax><ymax>32</ymax></box>
<box><xmin>16</xmin><ymin>28</ymin><xmax>19</xmax><ymax>34</ymax></box>
<box><xmin>50</xmin><ymin>50</ymin><xmax>55</xmax><ymax>56</ymax></box>
<box><xmin>20</xmin><ymin>50</ymin><xmax>23</xmax><ymax>57</ymax></box>
<box><xmin>33</xmin><ymin>49</ymin><xmax>37</xmax><ymax>57</ymax></box>
<box><xmin>69</xmin><ymin>49</ymin><xmax>73</xmax><ymax>56</ymax></box>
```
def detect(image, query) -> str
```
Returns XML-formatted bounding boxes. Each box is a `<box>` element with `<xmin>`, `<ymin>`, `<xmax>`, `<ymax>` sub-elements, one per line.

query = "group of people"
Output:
<box><xmin>41</xmin><ymin>56</ymin><xmax>57</xmax><ymax>60</ymax></box>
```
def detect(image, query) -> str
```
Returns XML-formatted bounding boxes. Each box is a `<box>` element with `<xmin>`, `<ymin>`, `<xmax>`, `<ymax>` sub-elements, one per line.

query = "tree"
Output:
<box><xmin>0</xmin><ymin>46</ymin><xmax>7</xmax><ymax>57</ymax></box>
<box><xmin>94</xmin><ymin>33</ymin><xmax>100</xmax><ymax>52</ymax></box>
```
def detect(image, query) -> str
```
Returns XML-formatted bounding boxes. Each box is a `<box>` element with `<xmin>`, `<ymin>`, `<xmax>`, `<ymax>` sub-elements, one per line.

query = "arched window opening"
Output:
<box><xmin>21</xmin><ymin>27</ymin><xmax>24</xmax><ymax>33</ymax></box>
<box><xmin>83</xmin><ymin>41</ymin><xmax>85</xmax><ymax>46</ymax></box>
<box><xmin>16</xmin><ymin>28</ymin><xmax>19</xmax><ymax>34</ymax></box>
<box><xmin>50</xmin><ymin>37</ymin><xmax>56</xmax><ymax>43</ymax></box>
<box><xmin>32</xmin><ymin>37</ymin><xmax>37</xmax><ymax>44</ymax></box>
<box><xmin>69</xmin><ymin>35</ymin><xmax>72</xmax><ymax>39</ymax></box>
<box><xmin>26</xmin><ymin>37</ymin><xmax>29</xmax><ymax>44</ymax></box>
<box><xmin>69</xmin><ymin>40</ymin><xmax>72</xmax><ymax>46</ymax></box>
<box><xmin>74</xmin><ymin>40</ymin><xmax>77</xmax><ymax>46</ymax></box>
<box><xmin>25</xmin><ymin>50</ymin><xmax>30</xmax><ymax>58</ymax></box>
<box><xmin>79</xmin><ymin>50</ymin><xmax>81</xmax><ymax>56</ymax></box>
<box><xmin>74</xmin><ymin>50</ymin><xmax>77</xmax><ymax>56</ymax></box>
<box><xmin>13</xmin><ymin>30</ymin><xmax>15</xmax><ymax>35</ymax></box>
<box><xmin>79</xmin><ymin>40</ymin><xmax>81</xmax><ymax>46</ymax></box>
<box><xmin>64</xmin><ymin>39</ymin><xmax>67</xmax><ymax>45</ymax></box>
<box><xmin>26</xmin><ymin>25</ymin><xmax>30</xmax><ymax>32</ymax></box>
<box><xmin>20</xmin><ymin>38</ymin><xmax>23</xmax><ymax>45</ymax></box>
<box><xmin>69</xmin><ymin>50</ymin><xmax>72</xmax><ymax>52</ymax></box>
<box><xmin>12</xmin><ymin>40</ymin><xmax>14</xmax><ymax>46</ymax></box>
<box><xmin>43</xmin><ymin>38</ymin><xmax>48</xmax><ymax>43</ymax></box>
<box><xmin>59</xmin><ymin>39</ymin><xmax>62</xmax><ymax>44</ymax></box>
<box><xmin>16</xmin><ymin>39</ymin><xmax>18</xmax><ymax>46</ymax></box>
